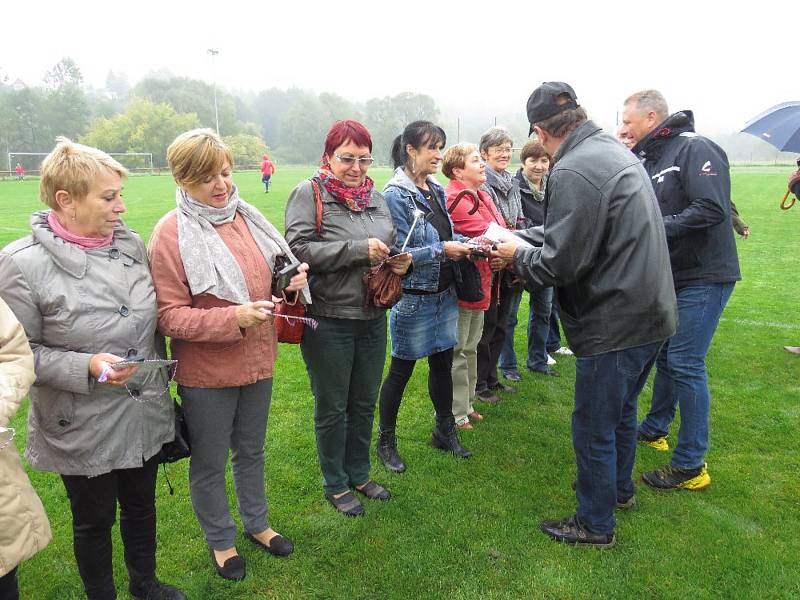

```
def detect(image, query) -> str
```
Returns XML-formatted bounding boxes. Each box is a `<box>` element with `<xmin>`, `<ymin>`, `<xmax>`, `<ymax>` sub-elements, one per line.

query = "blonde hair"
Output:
<box><xmin>39</xmin><ymin>137</ymin><xmax>127</xmax><ymax>209</ymax></box>
<box><xmin>167</xmin><ymin>128</ymin><xmax>234</xmax><ymax>186</ymax></box>
<box><xmin>442</xmin><ymin>143</ymin><xmax>478</xmax><ymax>180</ymax></box>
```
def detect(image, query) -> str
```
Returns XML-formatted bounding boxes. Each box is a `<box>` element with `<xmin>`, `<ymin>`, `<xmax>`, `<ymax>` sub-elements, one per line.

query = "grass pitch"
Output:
<box><xmin>1</xmin><ymin>166</ymin><xmax>798</xmax><ymax>599</ymax></box>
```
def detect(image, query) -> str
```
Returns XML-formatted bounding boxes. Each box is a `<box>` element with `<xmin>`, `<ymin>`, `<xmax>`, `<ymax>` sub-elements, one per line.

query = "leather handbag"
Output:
<box><xmin>274</xmin><ymin>293</ymin><xmax>306</xmax><ymax>343</ymax></box>
<box><xmin>363</xmin><ymin>262</ymin><xmax>403</xmax><ymax>309</ymax></box>
<box><xmin>272</xmin><ymin>255</ymin><xmax>306</xmax><ymax>343</ymax></box>
<box><xmin>158</xmin><ymin>398</ymin><xmax>191</xmax><ymax>464</ymax></box>
<box><xmin>452</xmin><ymin>258</ymin><xmax>484</xmax><ymax>302</ymax></box>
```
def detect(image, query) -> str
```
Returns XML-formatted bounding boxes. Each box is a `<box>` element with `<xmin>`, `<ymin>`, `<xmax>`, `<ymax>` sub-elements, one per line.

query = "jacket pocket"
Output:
<box><xmin>34</xmin><ymin>389</ymin><xmax>76</xmax><ymax>435</ymax></box>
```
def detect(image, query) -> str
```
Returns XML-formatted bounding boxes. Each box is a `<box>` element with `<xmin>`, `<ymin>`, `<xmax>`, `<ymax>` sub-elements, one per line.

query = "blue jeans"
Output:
<box><xmin>573</xmin><ymin>341</ymin><xmax>663</xmax><ymax>535</ymax></box>
<box><xmin>525</xmin><ymin>287</ymin><xmax>553</xmax><ymax>372</ymax></box>
<box><xmin>547</xmin><ymin>294</ymin><xmax>563</xmax><ymax>353</ymax></box>
<box><xmin>499</xmin><ymin>288</ymin><xmax>554</xmax><ymax>373</ymax></box>
<box><xmin>498</xmin><ymin>288</ymin><xmax>524</xmax><ymax>374</ymax></box>
<box><xmin>638</xmin><ymin>283</ymin><xmax>735</xmax><ymax>469</ymax></box>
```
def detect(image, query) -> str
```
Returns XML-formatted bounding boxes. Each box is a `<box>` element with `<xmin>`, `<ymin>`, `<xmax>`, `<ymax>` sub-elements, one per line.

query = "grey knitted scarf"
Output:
<box><xmin>483</xmin><ymin>167</ymin><xmax>523</xmax><ymax>229</ymax></box>
<box><xmin>176</xmin><ymin>186</ymin><xmax>310</xmax><ymax>305</ymax></box>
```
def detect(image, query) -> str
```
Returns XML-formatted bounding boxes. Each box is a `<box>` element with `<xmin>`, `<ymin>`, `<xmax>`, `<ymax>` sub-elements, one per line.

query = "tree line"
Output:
<box><xmin>1</xmin><ymin>59</ymin><xmax>791</xmax><ymax>172</ymax></box>
<box><xmin>0</xmin><ymin>58</ymin><xmax>449</xmax><ymax>170</ymax></box>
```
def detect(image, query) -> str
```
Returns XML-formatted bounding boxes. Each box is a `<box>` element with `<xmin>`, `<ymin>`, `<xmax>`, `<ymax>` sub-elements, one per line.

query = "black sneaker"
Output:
<box><xmin>539</xmin><ymin>514</ymin><xmax>615</xmax><ymax>548</ymax></box>
<box><xmin>641</xmin><ymin>463</ymin><xmax>710</xmax><ymax>490</ymax></box>
<box><xmin>131</xmin><ymin>579</ymin><xmax>186</xmax><ymax>600</ymax></box>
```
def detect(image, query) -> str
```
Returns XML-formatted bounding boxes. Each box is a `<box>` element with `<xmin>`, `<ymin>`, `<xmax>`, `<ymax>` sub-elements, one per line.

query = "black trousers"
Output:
<box><xmin>60</xmin><ymin>456</ymin><xmax>159</xmax><ymax>600</ymax></box>
<box><xmin>379</xmin><ymin>348</ymin><xmax>455</xmax><ymax>429</ymax></box>
<box><xmin>0</xmin><ymin>567</ymin><xmax>18</xmax><ymax>600</ymax></box>
<box><xmin>476</xmin><ymin>275</ymin><xmax>515</xmax><ymax>392</ymax></box>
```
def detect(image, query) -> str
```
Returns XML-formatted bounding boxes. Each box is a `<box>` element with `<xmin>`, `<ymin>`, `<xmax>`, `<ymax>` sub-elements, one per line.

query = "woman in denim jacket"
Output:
<box><xmin>376</xmin><ymin>121</ymin><xmax>473</xmax><ymax>473</ymax></box>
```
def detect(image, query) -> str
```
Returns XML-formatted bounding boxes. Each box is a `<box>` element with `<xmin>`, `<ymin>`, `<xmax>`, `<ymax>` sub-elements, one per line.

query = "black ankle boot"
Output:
<box><xmin>376</xmin><ymin>427</ymin><xmax>406</xmax><ymax>473</ymax></box>
<box><xmin>431</xmin><ymin>416</ymin><xmax>472</xmax><ymax>458</ymax></box>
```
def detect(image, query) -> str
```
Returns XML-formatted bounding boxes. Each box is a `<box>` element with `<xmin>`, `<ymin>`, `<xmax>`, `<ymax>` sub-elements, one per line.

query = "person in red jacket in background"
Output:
<box><xmin>260</xmin><ymin>154</ymin><xmax>276</xmax><ymax>193</ymax></box>
<box><xmin>14</xmin><ymin>163</ymin><xmax>25</xmax><ymax>182</ymax></box>
<box><xmin>443</xmin><ymin>142</ymin><xmax>509</xmax><ymax>427</ymax></box>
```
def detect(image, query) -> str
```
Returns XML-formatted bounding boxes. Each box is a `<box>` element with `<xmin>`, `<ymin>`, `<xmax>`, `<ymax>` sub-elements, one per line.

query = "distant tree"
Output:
<box><xmin>364</xmin><ymin>92</ymin><xmax>440</xmax><ymax>163</ymax></box>
<box><xmin>81</xmin><ymin>98</ymin><xmax>200</xmax><ymax>166</ymax></box>
<box><xmin>223</xmin><ymin>133</ymin><xmax>267</xmax><ymax>167</ymax></box>
<box><xmin>253</xmin><ymin>87</ymin><xmax>314</xmax><ymax>148</ymax></box>
<box><xmin>0</xmin><ymin>87</ymin><xmax>52</xmax><ymax>155</ymax></box>
<box><xmin>44</xmin><ymin>84</ymin><xmax>90</xmax><ymax>141</ymax></box>
<box><xmin>279</xmin><ymin>96</ymin><xmax>329</xmax><ymax>163</ymax></box>
<box><xmin>133</xmin><ymin>76</ymin><xmax>239</xmax><ymax>135</ymax></box>
<box><xmin>44</xmin><ymin>58</ymin><xmax>83</xmax><ymax>90</ymax></box>
<box><xmin>105</xmin><ymin>71</ymin><xmax>131</xmax><ymax>100</ymax></box>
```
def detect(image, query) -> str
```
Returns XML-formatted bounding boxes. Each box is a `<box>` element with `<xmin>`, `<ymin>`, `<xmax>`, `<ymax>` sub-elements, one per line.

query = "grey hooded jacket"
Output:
<box><xmin>0</xmin><ymin>212</ymin><xmax>173</xmax><ymax>476</ymax></box>
<box><xmin>513</xmin><ymin>121</ymin><xmax>678</xmax><ymax>357</ymax></box>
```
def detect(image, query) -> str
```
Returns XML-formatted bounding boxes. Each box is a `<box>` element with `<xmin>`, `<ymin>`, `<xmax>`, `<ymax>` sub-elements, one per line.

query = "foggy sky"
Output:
<box><xmin>3</xmin><ymin>0</ymin><xmax>796</xmax><ymax>135</ymax></box>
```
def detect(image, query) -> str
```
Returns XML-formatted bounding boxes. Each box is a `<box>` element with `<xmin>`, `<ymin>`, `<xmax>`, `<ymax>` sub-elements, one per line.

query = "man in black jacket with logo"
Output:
<box><xmin>495</xmin><ymin>82</ymin><xmax>677</xmax><ymax>547</ymax></box>
<box><xmin>619</xmin><ymin>89</ymin><xmax>741</xmax><ymax>491</ymax></box>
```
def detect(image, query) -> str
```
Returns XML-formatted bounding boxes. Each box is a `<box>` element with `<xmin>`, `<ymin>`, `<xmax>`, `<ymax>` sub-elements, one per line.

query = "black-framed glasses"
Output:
<box><xmin>334</xmin><ymin>154</ymin><xmax>374</xmax><ymax>167</ymax></box>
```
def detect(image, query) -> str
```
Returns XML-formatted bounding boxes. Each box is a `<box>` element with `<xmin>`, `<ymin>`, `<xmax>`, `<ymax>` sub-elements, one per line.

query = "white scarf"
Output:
<box><xmin>176</xmin><ymin>186</ymin><xmax>310</xmax><ymax>305</ymax></box>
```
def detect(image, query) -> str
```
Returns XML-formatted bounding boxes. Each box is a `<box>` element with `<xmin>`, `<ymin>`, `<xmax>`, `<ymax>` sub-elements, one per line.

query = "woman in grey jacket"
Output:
<box><xmin>0</xmin><ymin>139</ymin><xmax>184</xmax><ymax>600</ymax></box>
<box><xmin>285</xmin><ymin>120</ymin><xmax>411</xmax><ymax>517</ymax></box>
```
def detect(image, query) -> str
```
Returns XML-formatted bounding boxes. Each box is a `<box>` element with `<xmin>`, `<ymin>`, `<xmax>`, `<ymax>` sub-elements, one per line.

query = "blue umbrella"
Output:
<box><xmin>741</xmin><ymin>101</ymin><xmax>800</xmax><ymax>153</ymax></box>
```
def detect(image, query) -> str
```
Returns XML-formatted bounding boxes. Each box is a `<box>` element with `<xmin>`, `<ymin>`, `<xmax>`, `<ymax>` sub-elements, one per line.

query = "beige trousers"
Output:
<box><xmin>451</xmin><ymin>307</ymin><xmax>485</xmax><ymax>425</ymax></box>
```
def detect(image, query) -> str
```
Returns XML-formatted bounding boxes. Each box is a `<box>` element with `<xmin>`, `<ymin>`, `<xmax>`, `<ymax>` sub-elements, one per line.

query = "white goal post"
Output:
<box><xmin>8</xmin><ymin>151</ymin><xmax>154</xmax><ymax>174</ymax></box>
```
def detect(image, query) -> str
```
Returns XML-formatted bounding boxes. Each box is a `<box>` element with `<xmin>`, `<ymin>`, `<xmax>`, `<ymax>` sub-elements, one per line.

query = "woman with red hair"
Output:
<box><xmin>285</xmin><ymin>120</ymin><xmax>411</xmax><ymax>517</ymax></box>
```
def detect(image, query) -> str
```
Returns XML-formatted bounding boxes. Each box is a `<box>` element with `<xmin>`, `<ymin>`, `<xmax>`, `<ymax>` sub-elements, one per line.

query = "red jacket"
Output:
<box><xmin>260</xmin><ymin>158</ymin><xmax>275</xmax><ymax>176</ymax></box>
<box><xmin>445</xmin><ymin>180</ymin><xmax>505</xmax><ymax>310</ymax></box>
<box><xmin>15</xmin><ymin>165</ymin><xmax>24</xmax><ymax>175</ymax></box>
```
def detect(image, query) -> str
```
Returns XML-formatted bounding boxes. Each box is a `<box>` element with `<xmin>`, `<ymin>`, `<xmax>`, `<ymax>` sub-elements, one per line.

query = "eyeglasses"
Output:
<box><xmin>492</xmin><ymin>146</ymin><xmax>513</xmax><ymax>155</ymax></box>
<box><xmin>334</xmin><ymin>154</ymin><xmax>374</xmax><ymax>167</ymax></box>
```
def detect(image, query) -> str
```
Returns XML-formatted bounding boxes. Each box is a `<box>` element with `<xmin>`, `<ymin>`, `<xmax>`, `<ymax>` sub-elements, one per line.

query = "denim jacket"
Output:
<box><xmin>383</xmin><ymin>168</ymin><xmax>466</xmax><ymax>292</ymax></box>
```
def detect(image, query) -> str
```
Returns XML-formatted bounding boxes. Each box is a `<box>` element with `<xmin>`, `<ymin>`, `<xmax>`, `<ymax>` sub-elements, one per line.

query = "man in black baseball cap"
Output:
<box><xmin>526</xmin><ymin>82</ymin><xmax>579</xmax><ymax>135</ymax></box>
<box><xmin>493</xmin><ymin>82</ymin><xmax>678</xmax><ymax>547</ymax></box>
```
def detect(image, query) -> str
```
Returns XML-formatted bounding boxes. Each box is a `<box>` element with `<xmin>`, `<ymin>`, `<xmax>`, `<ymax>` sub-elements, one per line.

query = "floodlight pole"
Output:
<box><xmin>207</xmin><ymin>49</ymin><xmax>220</xmax><ymax>134</ymax></box>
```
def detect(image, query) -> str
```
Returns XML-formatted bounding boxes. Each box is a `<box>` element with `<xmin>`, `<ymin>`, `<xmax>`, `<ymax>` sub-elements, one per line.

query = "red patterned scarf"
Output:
<box><xmin>317</xmin><ymin>165</ymin><xmax>374</xmax><ymax>211</ymax></box>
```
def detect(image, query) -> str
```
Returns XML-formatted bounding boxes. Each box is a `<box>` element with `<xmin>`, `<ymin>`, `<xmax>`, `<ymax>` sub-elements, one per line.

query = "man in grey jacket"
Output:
<box><xmin>494</xmin><ymin>82</ymin><xmax>677</xmax><ymax>547</ymax></box>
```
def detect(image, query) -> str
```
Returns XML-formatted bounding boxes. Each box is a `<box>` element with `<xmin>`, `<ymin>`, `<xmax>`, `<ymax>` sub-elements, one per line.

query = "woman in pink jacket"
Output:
<box><xmin>442</xmin><ymin>143</ymin><xmax>509</xmax><ymax>429</ymax></box>
<box><xmin>149</xmin><ymin>129</ymin><xmax>309</xmax><ymax>582</ymax></box>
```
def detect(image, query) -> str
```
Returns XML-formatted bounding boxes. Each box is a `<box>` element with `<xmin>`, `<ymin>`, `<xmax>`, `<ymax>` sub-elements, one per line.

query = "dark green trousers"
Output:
<box><xmin>301</xmin><ymin>314</ymin><xmax>387</xmax><ymax>495</ymax></box>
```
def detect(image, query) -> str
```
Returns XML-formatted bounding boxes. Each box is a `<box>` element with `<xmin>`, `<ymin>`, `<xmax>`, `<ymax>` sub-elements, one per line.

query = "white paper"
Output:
<box><xmin>482</xmin><ymin>222</ymin><xmax>534</xmax><ymax>248</ymax></box>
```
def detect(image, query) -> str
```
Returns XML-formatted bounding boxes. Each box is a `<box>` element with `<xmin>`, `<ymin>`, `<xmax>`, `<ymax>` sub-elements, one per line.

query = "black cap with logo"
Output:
<box><xmin>526</xmin><ymin>82</ymin><xmax>579</xmax><ymax>134</ymax></box>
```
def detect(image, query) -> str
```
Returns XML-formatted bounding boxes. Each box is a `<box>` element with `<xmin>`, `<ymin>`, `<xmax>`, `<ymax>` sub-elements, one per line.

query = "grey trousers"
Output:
<box><xmin>178</xmin><ymin>379</ymin><xmax>272</xmax><ymax>550</ymax></box>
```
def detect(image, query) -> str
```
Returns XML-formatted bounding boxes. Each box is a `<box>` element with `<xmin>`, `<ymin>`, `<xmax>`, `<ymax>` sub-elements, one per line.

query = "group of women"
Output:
<box><xmin>0</xmin><ymin>117</ymin><xmax>554</xmax><ymax>599</ymax></box>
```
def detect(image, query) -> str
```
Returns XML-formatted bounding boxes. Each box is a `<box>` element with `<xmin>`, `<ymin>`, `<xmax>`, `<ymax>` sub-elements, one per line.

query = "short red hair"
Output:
<box><xmin>322</xmin><ymin>120</ymin><xmax>373</xmax><ymax>164</ymax></box>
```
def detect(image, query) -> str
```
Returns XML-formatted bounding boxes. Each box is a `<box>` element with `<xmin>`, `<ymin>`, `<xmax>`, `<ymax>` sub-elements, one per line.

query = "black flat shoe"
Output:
<box><xmin>325</xmin><ymin>491</ymin><xmax>365</xmax><ymax>517</ymax></box>
<box><xmin>209</xmin><ymin>549</ymin><xmax>246</xmax><ymax>581</ymax></box>
<box><xmin>246</xmin><ymin>532</ymin><xmax>294</xmax><ymax>557</ymax></box>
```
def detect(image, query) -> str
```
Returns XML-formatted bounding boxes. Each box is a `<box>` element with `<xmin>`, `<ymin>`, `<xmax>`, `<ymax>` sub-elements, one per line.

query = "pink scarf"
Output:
<box><xmin>47</xmin><ymin>211</ymin><xmax>113</xmax><ymax>250</ymax></box>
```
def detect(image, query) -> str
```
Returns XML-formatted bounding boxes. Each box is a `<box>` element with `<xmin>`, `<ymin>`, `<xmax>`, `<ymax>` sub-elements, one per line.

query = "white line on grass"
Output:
<box><xmin>721</xmin><ymin>317</ymin><xmax>800</xmax><ymax>330</ymax></box>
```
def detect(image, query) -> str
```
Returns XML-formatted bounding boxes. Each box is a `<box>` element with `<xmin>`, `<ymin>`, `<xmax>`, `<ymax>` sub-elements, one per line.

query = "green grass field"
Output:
<box><xmin>1</xmin><ymin>167</ymin><xmax>798</xmax><ymax>599</ymax></box>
